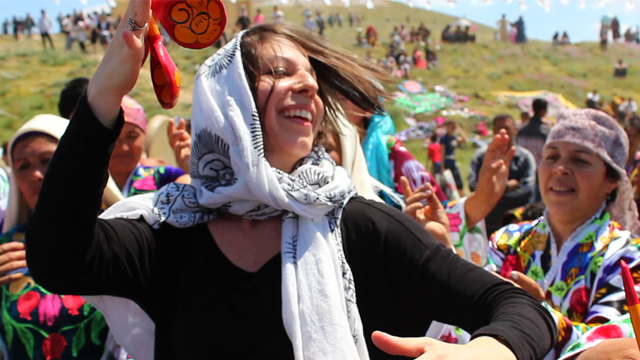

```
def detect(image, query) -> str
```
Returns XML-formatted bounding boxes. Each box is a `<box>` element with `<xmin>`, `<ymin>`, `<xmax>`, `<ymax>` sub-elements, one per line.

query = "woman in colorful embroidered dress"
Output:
<box><xmin>449</xmin><ymin>109</ymin><xmax>640</xmax><ymax>359</ymax></box>
<box><xmin>108</xmin><ymin>95</ymin><xmax>188</xmax><ymax>198</ymax></box>
<box><xmin>0</xmin><ymin>115</ymin><xmax>129</xmax><ymax>360</ymax></box>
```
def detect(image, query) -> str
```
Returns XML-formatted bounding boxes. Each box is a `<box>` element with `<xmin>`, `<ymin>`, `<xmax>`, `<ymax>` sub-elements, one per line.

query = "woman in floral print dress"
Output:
<box><xmin>0</xmin><ymin>115</ymin><xmax>129</xmax><ymax>360</ymax></box>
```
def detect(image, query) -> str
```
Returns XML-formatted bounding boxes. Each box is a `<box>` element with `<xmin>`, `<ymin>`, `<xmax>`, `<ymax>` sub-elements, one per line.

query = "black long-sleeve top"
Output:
<box><xmin>26</xmin><ymin>94</ymin><xmax>556</xmax><ymax>360</ymax></box>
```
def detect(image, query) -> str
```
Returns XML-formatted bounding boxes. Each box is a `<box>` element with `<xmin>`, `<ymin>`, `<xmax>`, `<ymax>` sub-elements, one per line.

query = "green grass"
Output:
<box><xmin>1</xmin><ymin>1</ymin><xmax>638</xmax><ymax>190</ymax></box>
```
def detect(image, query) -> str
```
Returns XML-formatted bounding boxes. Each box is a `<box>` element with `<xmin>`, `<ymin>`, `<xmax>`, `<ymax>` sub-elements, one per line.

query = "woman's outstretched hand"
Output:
<box><xmin>87</xmin><ymin>0</ymin><xmax>152</xmax><ymax>128</ymax></box>
<box><xmin>400</xmin><ymin>176</ymin><xmax>451</xmax><ymax>249</ymax></box>
<box><xmin>372</xmin><ymin>331</ymin><xmax>516</xmax><ymax>360</ymax></box>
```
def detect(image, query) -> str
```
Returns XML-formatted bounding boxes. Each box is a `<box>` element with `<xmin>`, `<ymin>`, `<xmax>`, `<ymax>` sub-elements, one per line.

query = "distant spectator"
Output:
<box><xmin>304</xmin><ymin>15</ymin><xmax>315</xmax><ymax>32</ymax></box>
<box><xmin>614</xmin><ymin>59</ymin><xmax>628</xmax><ymax>78</ymax></box>
<box><xmin>327</xmin><ymin>13</ymin><xmax>334</xmax><ymax>28</ymax></box>
<box><xmin>586</xmin><ymin>89</ymin><xmax>600</xmax><ymax>109</ymax></box>
<box><xmin>552</xmin><ymin>32</ymin><xmax>559</xmax><ymax>45</ymax></box>
<box><xmin>336</xmin><ymin>13</ymin><xmax>343</xmax><ymax>27</ymax></box>
<box><xmin>611</xmin><ymin>16</ymin><xmax>620</xmax><ymax>42</ymax></box>
<box><xmin>316</xmin><ymin>12</ymin><xmax>325</xmax><ymax>37</ymax></box>
<box><xmin>619</xmin><ymin>98</ymin><xmax>638</xmax><ymax>119</ymax></box>
<box><xmin>426</xmin><ymin>133</ymin><xmax>442</xmax><ymax>174</ymax></box>
<box><xmin>348</xmin><ymin>12</ymin><xmax>354</xmax><ymax>27</ymax></box>
<box><xmin>253</xmin><ymin>9</ymin><xmax>264</xmax><ymax>26</ymax></box>
<box><xmin>12</xmin><ymin>16</ymin><xmax>20</xmax><ymax>40</ymax></box>
<box><xmin>58</xmin><ymin>77</ymin><xmax>89</xmax><ymax>119</ymax></box>
<box><xmin>97</xmin><ymin>14</ymin><xmax>112</xmax><ymax>49</ymax></box>
<box><xmin>23</xmin><ymin>13</ymin><xmax>35</xmax><ymax>38</ymax></box>
<box><xmin>2</xmin><ymin>19</ymin><xmax>8</xmax><ymax>35</ymax></box>
<box><xmin>600</xmin><ymin>21</ymin><xmax>609</xmax><ymax>51</ymax></box>
<box><xmin>366</xmin><ymin>25</ymin><xmax>377</xmax><ymax>47</ymax></box>
<box><xmin>497</xmin><ymin>14</ymin><xmax>509</xmax><ymax>42</ymax></box>
<box><xmin>512</xmin><ymin>16</ymin><xmax>526</xmax><ymax>43</ymax></box>
<box><xmin>519</xmin><ymin>111</ymin><xmax>530</xmax><ymax>128</ymax></box>
<box><xmin>516</xmin><ymin>98</ymin><xmax>549</xmax><ymax>201</ymax></box>
<box><xmin>440</xmin><ymin>120</ymin><xmax>468</xmax><ymax>192</ymax></box>
<box><xmin>469</xmin><ymin>114</ymin><xmax>536</xmax><ymax>236</ymax></box>
<box><xmin>236</xmin><ymin>5</ymin><xmax>250</xmax><ymax>31</ymax></box>
<box><xmin>39</xmin><ymin>10</ymin><xmax>54</xmax><ymax>50</ymax></box>
<box><xmin>271</xmin><ymin>6</ymin><xmax>284</xmax><ymax>24</ymax></box>
<box><xmin>624</xmin><ymin>114</ymin><xmax>640</xmax><ymax>175</ymax></box>
<box><xmin>560</xmin><ymin>31</ymin><xmax>569</xmax><ymax>45</ymax></box>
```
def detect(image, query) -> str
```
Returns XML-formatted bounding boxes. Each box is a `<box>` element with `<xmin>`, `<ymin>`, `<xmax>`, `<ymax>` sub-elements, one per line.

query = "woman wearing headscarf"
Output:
<box><xmin>0</xmin><ymin>115</ymin><xmax>128</xmax><ymax>360</ymax></box>
<box><xmin>26</xmin><ymin>1</ymin><xmax>556</xmax><ymax>359</ymax></box>
<box><xmin>442</xmin><ymin>109</ymin><xmax>640</xmax><ymax>359</ymax></box>
<box><xmin>109</xmin><ymin>95</ymin><xmax>188</xmax><ymax>197</ymax></box>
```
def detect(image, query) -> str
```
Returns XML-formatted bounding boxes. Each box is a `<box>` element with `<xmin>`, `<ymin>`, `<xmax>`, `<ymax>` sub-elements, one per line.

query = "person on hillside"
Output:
<box><xmin>12</xmin><ymin>17</ymin><xmax>20</xmax><ymax>41</ymax></box>
<box><xmin>519</xmin><ymin>111</ymin><xmax>530</xmax><ymax>128</ymax></box>
<box><xmin>624</xmin><ymin>115</ymin><xmax>640</xmax><ymax>177</ymax></box>
<box><xmin>253</xmin><ymin>9</ymin><xmax>264</xmax><ymax>26</ymax></box>
<box><xmin>426</xmin><ymin>133</ymin><xmax>442</xmax><ymax>174</ymax></box>
<box><xmin>68</xmin><ymin>15</ymin><xmax>87</xmax><ymax>53</ymax></box>
<box><xmin>97</xmin><ymin>14</ymin><xmax>112</xmax><ymax>49</ymax></box>
<box><xmin>270</xmin><ymin>6</ymin><xmax>284</xmax><ymax>24</ymax></box>
<box><xmin>108</xmin><ymin>96</ymin><xmax>188</xmax><ymax>198</ymax></box>
<box><xmin>315</xmin><ymin>11</ymin><xmax>325</xmax><ymax>37</ymax></box>
<box><xmin>611</xmin><ymin>16</ymin><xmax>620</xmax><ymax>42</ymax></box>
<box><xmin>0</xmin><ymin>115</ymin><xmax>130</xmax><ymax>360</ymax></box>
<box><xmin>512</xmin><ymin>16</ymin><xmax>526</xmax><ymax>43</ymax></box>
<box><xmin>440</xmin><ymin>120</ymin><xmax>468</xmax><ymax>193</ymax></box>
<box><xmin>516</xmin><ymin>98</ymin><xmax>549</xmax><ymax>202</ymax></box>
<box><xmin>600</xmin><ymin>21</ymin><xmax>609</xmax><ymax>51</ymax></box>
<box><xmin>619</xmin><ymin>97</ymin><xmax>638</xmax><ymax>121</ymax></box>
<box><xmin>497</xmin><ymin>14</ymin><xmax>509</xmax><ymax>42</ymax></box>
<box><xmin>614</xmin><ymin>59</ymin><xmax>628</xmax><ymax>78</ymax></box>
<box><xmin>304</xmin><ymin>15</ymin><xmax>315</xmax><ymax>32</ymax></box>
<box><xmin>26</xmin><ymin>4</ymin><xmax>556</xmax><ymax>357</ymax></box>
<box><xmin>366</xmin><ymin>25</ymin><xmax>377</xmax><ymax>48</ymax></box>
<box><xmin>38</xmin><ymin>10</ymin><xmax>54</xmax><ymax>50</ymax></box>
<box><xmin>236</xmin><ymin>5</ymin><xmax>251</xmax><ymax>31</ymax></box>
<box><xmin>327</xmin><ymin>13</ymin><xmax>334</xmax><ymax>28</ymax></box>
<box><xmin>586</xmin><ymin>89</ymin><xmax>600</xmax><ymax>109</ymax></box>
<box><xmin>2</xmin><ymin>19</ymin><xmax>8</xmax><ymax>35</ymax></box>
<box><xmin>336</xmin><ymin>12</ymin><xmax>343</xmax><ymax>27</ymax></box>
<box><xmin>552</xmin><ymin>32</ymin><xmax>559</xmax><ymax>45</ymax></box>
<box><xmin>23</xmin><ymin>13</ymin><xmax>35</xmax><ymax>38</ymax></box>
<box><xmin>468</xmin><ymin>114</ymin><xmax>536</xmax><ymax>236</ymax></box>
<box><xmin>560</xmin><ymin>31</ymin><xmax>569</xmax><ymax>45</ymax></box>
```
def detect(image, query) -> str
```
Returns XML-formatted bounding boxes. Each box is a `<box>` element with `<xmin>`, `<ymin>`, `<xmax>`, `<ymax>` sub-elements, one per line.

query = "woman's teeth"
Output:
<box><xmin>551</xmin><ymin>187</ymin><xmax>574</xmax><ymax>192</ymax></box>
<box><xmin>281</xmin><ymin>109</ymin><xmax>312</xmax><ymax>122</ymax></box>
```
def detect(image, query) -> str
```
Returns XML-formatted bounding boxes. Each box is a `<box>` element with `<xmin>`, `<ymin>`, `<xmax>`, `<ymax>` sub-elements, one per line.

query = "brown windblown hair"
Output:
<box><xmin>239</xmin><ymin>24</ymin><xmax>390</xmax><ymax>136</ymax></box>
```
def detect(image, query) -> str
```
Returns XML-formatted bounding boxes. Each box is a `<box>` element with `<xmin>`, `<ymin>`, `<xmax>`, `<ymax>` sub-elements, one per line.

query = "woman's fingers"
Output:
<box><xmin>400</xmin><ymin>176</ymin><xmax>414</xmax><ymax>198</ymax></box>
<box><xmin>0</xmin><ymin>272</ymin><xmax>24</xmax><ymax>287</ymax></box>
<box><xmin>372</xmin><ymin>331</ymin><xmax>430</xmax><ymax>358</ymax></box>
<box><xmin>0</xmin><ymin>259</ymin><xmax>27</xmax><ymax>277</ymax></box>
<box><xmin>0</xmin><ymin>242</ymin><xmax>26</xmax><ymax>256</ymax></box>
<box><xmin>509</xmin><ymin>271</ymin><xmax>546</xmax><ymax>301</ymax></box>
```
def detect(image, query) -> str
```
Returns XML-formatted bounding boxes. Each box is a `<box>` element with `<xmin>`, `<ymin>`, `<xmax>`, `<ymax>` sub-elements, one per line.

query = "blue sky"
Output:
<box><xmin>3</xmin><ymin>0</ymin><xmax>639</xmax><ymax>42</ymax></box>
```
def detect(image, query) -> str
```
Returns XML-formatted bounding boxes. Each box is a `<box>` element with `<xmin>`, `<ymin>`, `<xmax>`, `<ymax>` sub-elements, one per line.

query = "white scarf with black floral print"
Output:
<box><xmin>86</xmin><ymin>32</ymin><xmax>368</xmax><ymax>360</ymax></box>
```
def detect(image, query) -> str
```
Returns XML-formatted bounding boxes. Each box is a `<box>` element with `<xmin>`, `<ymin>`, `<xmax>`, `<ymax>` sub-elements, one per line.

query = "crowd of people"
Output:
<box><xmin>497</xmin><ymin>14</ymin><xmax>527</xmax><ymax>43</ymax></box>
<box><xmin>2</xmin><ymin>10</ymin><xmax>118</xmax><ymax>52</ymax></box>
<box><xmin>1</xmin><ymin>1</ymin><xmax>640</xmax><ymax>359</ymax></box>
<box><xmin>600</xmin><ymin>16</ymin><xmax>640</xmax><ymax>50</ymax></box>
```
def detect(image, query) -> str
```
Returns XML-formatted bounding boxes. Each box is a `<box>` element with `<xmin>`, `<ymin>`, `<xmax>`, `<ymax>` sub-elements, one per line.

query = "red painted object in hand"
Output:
<box><xmin>151</xmin><ymin>0</ymin><xmax>227</xmax><ymax>49</ymax></box>
<box><xmin>149</xmin><ymin>18</ymin><xmax>181</xmax><ymax>109</ymax></box>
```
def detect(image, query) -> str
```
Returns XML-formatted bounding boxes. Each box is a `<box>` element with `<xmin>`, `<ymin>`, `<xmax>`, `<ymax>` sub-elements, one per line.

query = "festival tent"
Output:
<box><xmin>494</xmin><ymin>90</ymin><xmax>578</xmax><ymax>119</ymax></box>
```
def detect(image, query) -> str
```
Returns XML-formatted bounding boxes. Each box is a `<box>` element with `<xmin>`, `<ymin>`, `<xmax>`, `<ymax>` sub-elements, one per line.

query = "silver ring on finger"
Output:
<box><xmin>127</xmin><ymin>17</ymin><xmax>148</xmax><ymax>32</ymax></box>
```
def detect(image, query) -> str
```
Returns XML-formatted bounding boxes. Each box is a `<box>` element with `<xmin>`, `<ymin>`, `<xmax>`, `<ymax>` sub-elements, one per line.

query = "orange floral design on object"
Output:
<box><xmin>171</xmin><ymin>0</ymin><xmax>223</xmax><ymax>45</ymax></box>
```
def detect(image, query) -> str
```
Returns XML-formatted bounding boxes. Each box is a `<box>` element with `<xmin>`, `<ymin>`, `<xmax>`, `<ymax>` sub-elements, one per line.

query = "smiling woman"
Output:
<box><xmin>469</xmin><ymin>109</ymin><xmax>640</xmax><ymax>360</ymax></box>
<box><xmin>24</xmin><ymin>1</ymin><xmax>557</xmax><ymax>359</ymax></box>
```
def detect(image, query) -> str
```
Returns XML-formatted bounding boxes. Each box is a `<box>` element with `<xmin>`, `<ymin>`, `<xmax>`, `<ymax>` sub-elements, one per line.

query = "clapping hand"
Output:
<box><xmin>168</xmin><ymin>118</ymin><xmax>192</xmax><ymax>173</ymax></box>
<box><xmin>400</xmin><ymin>176</ymin><xmax>451</xmax><ymax>249</ymax></box>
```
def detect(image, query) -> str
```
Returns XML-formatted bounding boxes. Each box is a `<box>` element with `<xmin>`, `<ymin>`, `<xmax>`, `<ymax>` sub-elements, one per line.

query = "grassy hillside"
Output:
<box><xmin>1</xmin><ymin>1</ymin><xmax>638</xmax><ymax>189</ymax></box>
